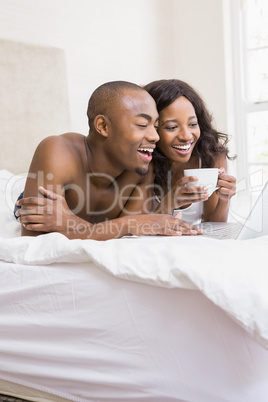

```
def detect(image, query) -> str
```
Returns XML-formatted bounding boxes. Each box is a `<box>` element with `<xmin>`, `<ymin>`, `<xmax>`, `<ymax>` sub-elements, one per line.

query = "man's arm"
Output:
<box><xmin>19</xmin><ymin>135</ymin><xmax>76</xmax><ymax>236</ymax></box>
<box><xmin>16</xmin><ymin>186</ymin><xmax>203</xmax><ymax>239</ymax></box>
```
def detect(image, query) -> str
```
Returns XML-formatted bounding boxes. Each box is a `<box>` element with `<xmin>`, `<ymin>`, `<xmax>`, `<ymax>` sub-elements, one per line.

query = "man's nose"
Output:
<box><xmin>146</xmin><ymin>125</ymin><xmax>159</xmax><ymax>143</ymax></box>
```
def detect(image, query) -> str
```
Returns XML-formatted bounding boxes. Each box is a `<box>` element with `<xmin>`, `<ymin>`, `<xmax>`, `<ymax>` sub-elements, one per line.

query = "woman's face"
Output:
<box><xmin>157</xmin><ymin>96</ymin><xmax>200</xmax><ymax>163</ymax></box>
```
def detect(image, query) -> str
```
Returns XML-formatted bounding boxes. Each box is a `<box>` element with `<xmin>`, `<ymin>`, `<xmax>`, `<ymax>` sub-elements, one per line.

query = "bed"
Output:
<box><xmin>1</xmin><ymin>169</ymin><xmax>268</xmax><ymax>402</ymax></box>
<box><xmin>1</xmin><ymin>38</ymin><xmax>268</xmax><ymax>402</ymax></box>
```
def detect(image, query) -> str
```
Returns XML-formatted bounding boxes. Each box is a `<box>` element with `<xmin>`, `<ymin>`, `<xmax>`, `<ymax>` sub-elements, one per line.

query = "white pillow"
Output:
<box><xmin>0</xmin><ymin>169</ymin><xmax>26</xmax><ymax>238</ymax></box>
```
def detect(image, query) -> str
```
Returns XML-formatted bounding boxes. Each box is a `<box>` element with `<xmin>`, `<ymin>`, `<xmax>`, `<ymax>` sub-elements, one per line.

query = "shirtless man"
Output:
<box><xmin>15</xmin><ymin>81</ymin><xmax>201</xmax><ymax>240</ymax></box>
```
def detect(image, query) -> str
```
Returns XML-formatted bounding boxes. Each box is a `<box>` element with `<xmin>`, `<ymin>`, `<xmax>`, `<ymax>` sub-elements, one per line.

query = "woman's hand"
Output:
<box><xmin>156</xmin><ymin>176</ymin><xmax>209</xmax><ymax>214</ymax></box>
<box><xmin>216</xmin><ymin>168</ymin><xmax>237</xmax><ymax>201</ymax></box>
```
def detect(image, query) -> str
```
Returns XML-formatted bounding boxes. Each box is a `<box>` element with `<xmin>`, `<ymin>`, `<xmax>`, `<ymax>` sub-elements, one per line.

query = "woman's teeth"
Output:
<box><xmin>173</xmin><ymin>144</ymin><xmax>191</xmax><ymax>151</ymax></box>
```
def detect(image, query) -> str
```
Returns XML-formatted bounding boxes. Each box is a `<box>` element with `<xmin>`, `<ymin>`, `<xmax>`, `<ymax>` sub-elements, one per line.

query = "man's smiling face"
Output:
<box><xmin>105</xmin><ymin>89</ymin><xmax>159</xmax><ymax>175</ymax></box>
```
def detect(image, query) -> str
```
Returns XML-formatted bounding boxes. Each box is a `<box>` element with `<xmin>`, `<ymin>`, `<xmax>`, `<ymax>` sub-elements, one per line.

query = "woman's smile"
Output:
<box><xmin>172</xmin><ymin>141</ymin><xmax>194</xmax><ymax>156</ymax></box>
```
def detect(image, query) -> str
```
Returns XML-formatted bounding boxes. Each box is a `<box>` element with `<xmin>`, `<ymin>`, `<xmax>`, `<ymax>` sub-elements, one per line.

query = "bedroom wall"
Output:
<box><xmin>173</xmin><ymin>0</ymin><xmax>230</xmax><ymax>133</ymax></box>
<box><xmin>0</xmin><ymin>0</ymin><xmax>176</xmax><ymax>136</ymax></box>
<box><xmin>0</xmin><ymin>0</ymin><xmax>233</xmax><ymax>171</ymax></box>
<box><xmin>172</xmin><ymin>0</ymin><xmax>237</xmax><ymax>170</ymax></box>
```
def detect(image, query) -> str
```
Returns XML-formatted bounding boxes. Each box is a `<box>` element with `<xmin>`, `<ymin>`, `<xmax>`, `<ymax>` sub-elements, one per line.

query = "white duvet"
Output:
<box><xmin>1</xmin><ymin>169</ymin><xmax>268</xmax><ymax>351</ymax></box>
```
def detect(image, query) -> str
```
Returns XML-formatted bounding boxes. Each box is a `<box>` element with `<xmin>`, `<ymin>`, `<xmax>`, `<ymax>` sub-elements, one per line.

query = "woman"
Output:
<box><xmin>144</xmin><ymin>79</ymin><xmax>236</xmax><ymax>223</ymax></box>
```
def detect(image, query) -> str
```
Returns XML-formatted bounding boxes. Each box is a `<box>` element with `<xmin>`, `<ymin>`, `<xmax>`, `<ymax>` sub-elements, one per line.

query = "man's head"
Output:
<box><xmin>87</xmin><ymin>81</ymin><xmax>159</xmax><ymax>176</ymax></box>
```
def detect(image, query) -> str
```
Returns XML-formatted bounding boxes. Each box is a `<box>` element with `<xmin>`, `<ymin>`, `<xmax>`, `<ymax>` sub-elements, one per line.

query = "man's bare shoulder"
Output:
<box><xmin>34</xmin><ymin>133</ymin><xmax>83</xmax><ymax>162</ymax></box>
<box><xmin>28</xmin><ymin>133</ymin><xmax>86</xmax><ymax>179</ymax></box>
<box><xmin>37</xmin><ymin>132</ymin><xmax>83</xmax><ymax>151</ymax></box>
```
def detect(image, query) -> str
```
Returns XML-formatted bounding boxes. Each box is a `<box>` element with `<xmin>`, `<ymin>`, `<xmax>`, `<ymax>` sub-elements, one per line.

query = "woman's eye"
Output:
<box><xmin>137</xmin><ymin>124</ymin><xmax>147</xmax><ymax>128</ymax></box>
<box><xmin>189</xmin><ymin>123</ymin><xmax>198</xmax><ymax>128</ymax></box>
<box><xmin>166</xmin><ymin>126</ymin><xmax>177</xmax><ymax>131</ymax></box>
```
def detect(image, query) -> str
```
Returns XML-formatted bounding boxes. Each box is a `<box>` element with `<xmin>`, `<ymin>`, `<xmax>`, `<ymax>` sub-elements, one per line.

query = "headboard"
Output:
<box><xmin>0</xmin><ymin>38</ymin><xmax>70</xmax><ymax>174</ymax></box>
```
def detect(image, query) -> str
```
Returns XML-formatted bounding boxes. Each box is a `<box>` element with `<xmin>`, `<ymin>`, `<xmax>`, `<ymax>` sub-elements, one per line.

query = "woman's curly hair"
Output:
<box><xmin>144</xmin><ymin>79</ymin><xmax>235</xmax><ymax>193</ymax></box>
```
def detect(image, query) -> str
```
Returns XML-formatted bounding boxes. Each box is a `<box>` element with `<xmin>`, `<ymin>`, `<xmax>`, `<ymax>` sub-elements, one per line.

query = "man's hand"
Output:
<box><xmin>126</xmin><ymin>211</ymin><xmax>203</xmax><ymax>236</ymax></box>
<box><xmin>15</xmin><ymin>186</ymin><xmax>78</xmax><ymax>235</ymax></box>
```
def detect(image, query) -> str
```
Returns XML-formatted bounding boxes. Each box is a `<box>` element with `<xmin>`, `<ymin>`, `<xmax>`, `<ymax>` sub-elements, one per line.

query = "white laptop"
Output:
<box><xmin>199</xmin><ymin>180</ymin><xmax>268</xmax><ymax>240</ymax></box>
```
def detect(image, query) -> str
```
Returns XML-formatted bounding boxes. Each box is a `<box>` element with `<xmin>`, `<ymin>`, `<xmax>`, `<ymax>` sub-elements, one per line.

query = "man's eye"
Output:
<box><xmin>137</xmin><ymin>124</ymin><xmax>147</xmax><ymax>128</ymax></box>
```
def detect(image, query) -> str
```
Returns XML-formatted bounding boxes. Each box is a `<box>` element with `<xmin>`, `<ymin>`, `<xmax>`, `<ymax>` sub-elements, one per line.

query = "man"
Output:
<box><xmin>15</xmin><ymin>81</ymin><xmax>201</xmax><ymax>240</ymax></box>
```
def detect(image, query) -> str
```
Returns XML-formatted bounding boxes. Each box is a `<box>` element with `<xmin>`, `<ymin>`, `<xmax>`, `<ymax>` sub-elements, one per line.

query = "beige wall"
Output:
<box><xmin>0</xmin><ymin>0</ymin><xmax>234</xmax><ymax>172</ymax></box>
<box><xmin>172</xmin><ymin>0</ymin><xmax>237</xmax><ymax>175</ymax></box>
<box><xmin>173</xmin><ymin>0</ymin><xmax>229</xmax><ymax>133</ymax></box>
<box><xmin>0</xmin><ymin>0</ymin><xmax>177</xmax><ymax>135</ymax></box>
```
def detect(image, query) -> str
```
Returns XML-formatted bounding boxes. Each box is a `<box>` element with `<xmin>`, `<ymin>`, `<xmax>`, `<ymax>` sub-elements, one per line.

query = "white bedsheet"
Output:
<box><xmin>1</xmin><ymin>258</ymin><xmax>268</xmax><ymax>402</ymax></box>
<box><xmin>1</xmin><ymin>169</ymin><xmax>268</xmax><ymax>401</ymax></box>
<box><xmin>1</xmin><ymin>231</ymin><xmax>268</xmax><ymax>350</ymax></box>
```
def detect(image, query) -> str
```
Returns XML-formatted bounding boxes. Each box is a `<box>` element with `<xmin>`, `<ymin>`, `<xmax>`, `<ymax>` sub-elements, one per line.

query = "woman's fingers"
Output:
<box><xmin>217</xmin><ymin>174</ymin><xmax>236</xmax><ymax>198</ymax></box>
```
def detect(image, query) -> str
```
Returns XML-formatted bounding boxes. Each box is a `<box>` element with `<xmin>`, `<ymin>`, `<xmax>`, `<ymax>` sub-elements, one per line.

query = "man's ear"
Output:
<box><xmin>94</xmin><ymin>115</ymin><xmax>109</xmax><ymax>138</ymax></box>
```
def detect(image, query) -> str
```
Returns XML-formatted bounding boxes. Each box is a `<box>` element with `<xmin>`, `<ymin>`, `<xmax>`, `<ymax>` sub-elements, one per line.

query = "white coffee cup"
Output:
<box><xmin>184</xmin><ymin>168</ymin><xmax>219</xmax><ymax>197</ymax></box>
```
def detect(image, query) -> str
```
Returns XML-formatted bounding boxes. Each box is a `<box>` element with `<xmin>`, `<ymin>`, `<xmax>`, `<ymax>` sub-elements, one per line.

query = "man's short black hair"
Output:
<box><xmin>87</xmin><ymin>81</ymin><xmax>145</xmax><ymax>129</ymax></box>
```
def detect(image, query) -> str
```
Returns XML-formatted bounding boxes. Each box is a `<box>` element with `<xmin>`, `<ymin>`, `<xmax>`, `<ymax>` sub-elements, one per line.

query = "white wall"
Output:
<box><xmin>0</xmin><ymin>0</ymin><xmax>236</xmax><ymax>159</ymax></box>
<box><xmin>173</xmin><ymin>0</ymin><xmax>229</xmax><ymax>132</ymax></box>
<box><xmin>172</xmin><ymin>0</ymin><xmax>237</xmax><ymax>177</ymax></box>
<box><xmin>0</xmin><ymin>0</ymin><xmax>177</xmax><ymax>134</ymax></box>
